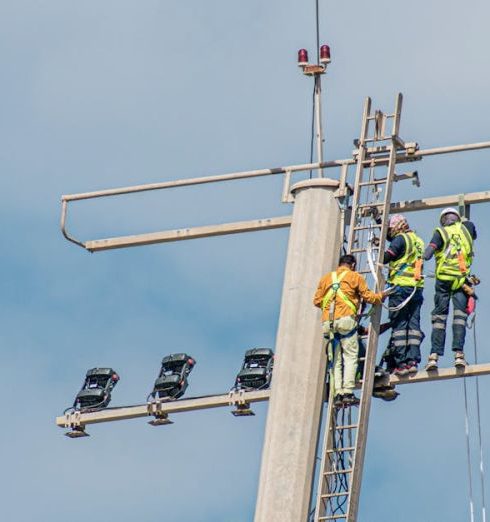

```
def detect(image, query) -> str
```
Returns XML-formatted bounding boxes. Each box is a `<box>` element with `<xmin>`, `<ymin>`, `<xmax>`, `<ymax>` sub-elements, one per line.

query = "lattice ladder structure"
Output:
<box><xmin>314</xmin><ymin>93</ymin><xmax>407</xmax><ymax>522</ymax></box>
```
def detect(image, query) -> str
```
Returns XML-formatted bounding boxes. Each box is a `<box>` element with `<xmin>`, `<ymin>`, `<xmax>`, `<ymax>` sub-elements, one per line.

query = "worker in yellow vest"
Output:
<box><xmin>424</xmin><ymin>207</ymin><xmax>477</xmax><ymax>369</ymax></box>
<box><xmin>382</xmin><ymin>214</ymin><xmax>425</xmax><ymax>376</ymax></box>
<box><xmin>313</xmin><ymin>254</ymin><xmax>386</xmax><ymax>407</ymax></box>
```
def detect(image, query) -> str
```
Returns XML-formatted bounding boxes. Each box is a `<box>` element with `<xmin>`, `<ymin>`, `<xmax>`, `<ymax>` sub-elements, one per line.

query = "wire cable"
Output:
<box><xmin>308</xmin><ymin>0</ymin><xmax>321</xmax><ymax>179</ymax></box>
<box><xmin>471</xmin><ymin>319</ymin><xmax>487</xmax><ymax>522</ymax></box>
<box><xmin>309</xmin><ymin>86</ymin><xmax>316</xmax><ymax>179</ymax></box>
<box><xmin>463</xmin><ymin>376</ymin><xmax>476</xmax><ymax>522</ymax></box>
<box><xmin>315</xmin><ymin>0</ymin><xmax>320</xmax><ymax>63</ymax></box>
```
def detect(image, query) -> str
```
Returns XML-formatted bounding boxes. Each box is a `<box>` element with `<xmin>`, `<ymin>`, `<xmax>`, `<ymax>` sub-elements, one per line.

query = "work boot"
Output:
<box><xmin>406</xmin><ymin>361</ymin><xmax>418</xmax><ymax>374</ymax></box>
<box><xmin>333</xmin><ymin>394</ymin><xmax>343</xmax><ymax>408</ymax></box>
<box><xmin>342</xmin><ymin>393</ymin><xmax>360</xmax><ymax>407</ymax></box>
<box><xmin>394</xmin><ymin>364</ymin><xmax>409</xmax><ymax>377</ymax></box>
<box><xmin>425</xmin><ymin>353</ymin><xmax>439</xmax><ymax>371</ymax></box>
<box><xmin>454</xmin><ymin>351</ymin><xmax>467</xmax><ymax>368</ymax></box>
<box><xmin>373</xmin><ymin>385</ymin><xmax>399</xmax><ymax>402</ymax></box>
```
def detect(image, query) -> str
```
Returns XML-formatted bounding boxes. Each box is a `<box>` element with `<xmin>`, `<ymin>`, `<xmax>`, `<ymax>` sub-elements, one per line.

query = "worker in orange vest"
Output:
<box><xmin>313</xmin><ymin>254</ymin><xmax>387</xmax><ymax>407</ymax></box>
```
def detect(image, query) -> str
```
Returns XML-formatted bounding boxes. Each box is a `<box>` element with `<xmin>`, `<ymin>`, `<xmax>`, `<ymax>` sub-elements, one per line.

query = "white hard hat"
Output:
<box><xmin>440</xmin><ymin>207</ymin><xmax>462</xmax><ymax>226</ymax></box>
<box><xmin>440</xmin><ymin>207</ymin><xmax>461</xmax><ymax>220</ymax></box>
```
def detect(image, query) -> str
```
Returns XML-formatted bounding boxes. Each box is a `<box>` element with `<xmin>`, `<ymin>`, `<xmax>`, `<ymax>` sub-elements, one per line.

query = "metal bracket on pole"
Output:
<box><xmin>63</xmin><ymin>410</ymin><xmax>89</xmax><ymax>438</ymax></box>
<box><xmin>229</xmin><ymin>389</ymin><xmax>255</xmax><ymax>416</ymax></box>
<box><xmin>147</xmin><ymin>401</ymin><xmax>174</xmax><ymax>426</ymax></box>
<box><xmin>458</xmin><ymin>193</ymin><xmax>471</xmax><ymax>220</ymax></box>
<box><xmin>281</xmin><ymin>170</ymin><xmax>294</xmax><ymax>204</ymax></box>
<box><xmin>394</xmin><ymin>170</ymin><xmax>420</xmax><ymax>187</ymax></box>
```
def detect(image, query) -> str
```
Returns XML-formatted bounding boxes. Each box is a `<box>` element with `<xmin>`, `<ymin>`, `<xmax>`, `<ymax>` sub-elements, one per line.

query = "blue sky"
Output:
<box><xmin>1</xmin><ymin>1</ymin><xmax>490</xmax><ymax>521</ymax></box>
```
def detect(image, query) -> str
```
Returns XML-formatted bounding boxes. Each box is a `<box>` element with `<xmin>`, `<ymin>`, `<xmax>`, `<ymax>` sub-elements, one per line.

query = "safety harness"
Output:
<box><xmin>322</xmin><ymin>271</ymin><xmax>360</xmax><ymax>398</ymax></box>
<box><xmin>321</xmin><ymin>270</ymin><xmax>357</xmax><ymax>323</ymax></box>
<box><xmin>387</xmin><ymin>232</ymin><xmax>424</xmax><ymax>288</ymax></box>
<box><xmin>435</xmin><ymin>222</ymin><xmax>473</xmax><ymax>290</ymax></box>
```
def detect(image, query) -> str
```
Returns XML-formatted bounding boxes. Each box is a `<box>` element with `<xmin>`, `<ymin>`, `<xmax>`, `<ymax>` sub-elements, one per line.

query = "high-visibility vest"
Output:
<box><xmin>387</xmin><ymin>232</ymin><xmax>424</xmax><ymax>288</ymax></box>
<box><xmin>321</xmin><ymin>271</ymin><xmax>358</xmax><ymax>319</ymax></box>
<box><xmin>434</xmin><ymin>222</ymin><xmax>473</xmax><ymax>290</ymax></box>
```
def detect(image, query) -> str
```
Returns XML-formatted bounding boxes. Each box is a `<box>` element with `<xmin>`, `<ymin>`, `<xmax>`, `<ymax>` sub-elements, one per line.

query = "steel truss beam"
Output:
<box><xmin>56</xmin><ymin>362</ymin><xmax>490</xmax><ymax>430</ymax></box>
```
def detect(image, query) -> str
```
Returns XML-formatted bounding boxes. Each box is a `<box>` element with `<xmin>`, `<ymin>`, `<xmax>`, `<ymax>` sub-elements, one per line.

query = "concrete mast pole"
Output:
<box><xmin>254</xmin><ymin>177</ymin><xmax>341</xmax><ymax>522</ymax></box>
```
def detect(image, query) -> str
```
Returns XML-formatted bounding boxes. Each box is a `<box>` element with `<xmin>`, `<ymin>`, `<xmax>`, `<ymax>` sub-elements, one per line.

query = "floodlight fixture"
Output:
<box><xmin>232</xmin><ymin>348</ymin><xmax>274</xmax><ymax>392</ymax></box>
<box><xmin>148</xmin><ymin>353</ymin><xmax>196</xmax><ymax>401</ymax></box>
<box><xmin>70</xmin><ymin>368</ymin><xmax>120</xmax><ymax>413</ymax></box>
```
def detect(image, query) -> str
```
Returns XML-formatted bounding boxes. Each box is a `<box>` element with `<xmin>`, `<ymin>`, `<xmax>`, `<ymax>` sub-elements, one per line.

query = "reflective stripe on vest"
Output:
<box><xmin>435</xmin><ymin>222</ymin><xmax>473</xmax><ymax>288</ymax></box>
<box><xmin>321</xmin><ymin>271</ymin><xmax>358</xmax><ymax>316</ymax></box>
<box><xmin>388</xmin><ymin>232</ymin><xmax>425</xmax><ymax>288</ymax></box>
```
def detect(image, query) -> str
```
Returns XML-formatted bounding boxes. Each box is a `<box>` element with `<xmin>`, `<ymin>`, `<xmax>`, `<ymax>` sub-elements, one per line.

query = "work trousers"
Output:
<box><xmin>323</xmin><ymin>315</ymin><xmax>358</xmax><ymax>395</ymax></box>
<box><xmin>388</xmin><ymin>286</ymin><xmax>424</xmax><ymax>367</ymax></box>
<box><xmin>431</xmin><ymin>279</ymin><xmax>468</xmax><ymax>355</ymax></box>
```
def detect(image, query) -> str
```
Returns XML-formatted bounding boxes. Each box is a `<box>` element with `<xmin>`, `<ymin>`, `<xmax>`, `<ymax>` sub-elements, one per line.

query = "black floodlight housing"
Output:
<box><xmin>148</xmin><ymin>353</ymin><xmax>196</xmax><ymax>401</ymax></box>
<box><xmin>72</xmin><ymin>368</ymin><xmax>120</xmax><ymax>412</ymax></box>
<box><xmin>233</xmin><ymin>348</ymin><xmax>274</xmax><ymax>391</ymax></box>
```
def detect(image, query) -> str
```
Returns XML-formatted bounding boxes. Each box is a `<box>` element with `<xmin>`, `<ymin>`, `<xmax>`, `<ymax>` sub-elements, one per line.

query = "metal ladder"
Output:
<box><xmin>313</xmin><ymin>93</ymin><xmax>407</xmax><ymax>522</ymax></box>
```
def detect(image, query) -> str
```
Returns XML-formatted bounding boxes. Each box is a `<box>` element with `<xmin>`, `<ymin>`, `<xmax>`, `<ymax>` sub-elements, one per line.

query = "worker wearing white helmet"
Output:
<box><xmin>424</xmin><ymin>207</ymin><xmax>477</xmax><ymax>370</ymax></box>
<box><xmin>382</xmin><ymin>214</ymin><xmax>425</xmax><ymax>376</ymax></box>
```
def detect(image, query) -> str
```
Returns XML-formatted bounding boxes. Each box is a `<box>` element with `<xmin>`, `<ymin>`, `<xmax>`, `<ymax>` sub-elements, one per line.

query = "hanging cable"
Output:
<box><xmin>472</xmin><ymin>319</ymin><xmax>487</xmax><ymax>522</ymax></box>
<box><xmin>315</xmin><ymin>0</ymin><xmax>320</xmax><ymax>63</ymax></box>
<box><xmin>309</xmin><ymin>86</ymin><xmax>316</xmax><ymax>179</ymax></box>
<box><xmin>308</xmin><ymin>0</ymin><xmax>321</xmax><ymax>179</ymax></box>
<box><xmin>463</xmin><ymin>375</ymin><xmax>476</xmax><ymax>522</ymax></box>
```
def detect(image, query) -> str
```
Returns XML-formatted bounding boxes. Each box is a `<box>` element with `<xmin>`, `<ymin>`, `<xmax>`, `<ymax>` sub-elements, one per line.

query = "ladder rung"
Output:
<box><xmin>327</xmin><ymin>446</ymin><xmax>355</xmax><ymax>453</ymax></box>
<box><xmin>324</xmin><ymin>468</ymin><xmax>353</xmax><ymax>475</ymax></box>
<box><xmin>358</xmin><ymin>178</ymin><xmax>387</xmax><ymax>186</ymax></box>
<box><xmin>353</xmin><ymin>224</ymin><xmax>382</xmax><ymax>231</ymax></box>
<box><xmin>334</xmin><ymin>424</ymin><xmax>358</xmax><ymax>430</ymax></box>
<box><xmin>364</xmin><ymin>145</ymin><xmax>390</xmax><ymax>154</ymax></box>
<box><xmin>321</xmin><ymin>491</ymin><xmax>350</xmax><ymax>499</ymax></box>
<box><xmin>318</xmin><ymin>515</ymin><xmax>348</xmax><ymax>520</ymax></box>
<box><xmin>357</xmin><ymin>203</ymin><xmax>384</xmax><ymax>209</ymax></box>
<box><xmin>350</xmin><ymin>248</ymin><xmax>367</xmax><ymax>253</ymax></box>
<box><xmin>364</xmin><ymin>137</ymin><xmax>391</xmax><ymax>143</ymax></box>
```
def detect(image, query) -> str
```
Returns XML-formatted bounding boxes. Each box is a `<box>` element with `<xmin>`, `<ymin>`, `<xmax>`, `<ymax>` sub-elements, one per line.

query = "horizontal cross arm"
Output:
<box><xmin>57</xmin><ymin>389</ymin><xmax>271</xmax><ymax>428</ymax></box>
<box><xmin>57</xmin><ymin>363</ymin><xmax>490</xmax><ymax>430</ymax></box>
<box><xmin>84</xmin><ymin>216</ymin><xmax>292</xmax><ymax>251</ymax></box>
<box><xmin>81</xmin><ymin>189</ymin><xmax>490</xmax><ymax>251</ymax></box>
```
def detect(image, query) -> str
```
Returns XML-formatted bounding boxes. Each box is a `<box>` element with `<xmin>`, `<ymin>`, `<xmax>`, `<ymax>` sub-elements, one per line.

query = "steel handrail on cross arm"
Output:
<box><xmin>60</xmin><ymin>140</ymin><xmax>490</xmax><ymax>250</ymax></box>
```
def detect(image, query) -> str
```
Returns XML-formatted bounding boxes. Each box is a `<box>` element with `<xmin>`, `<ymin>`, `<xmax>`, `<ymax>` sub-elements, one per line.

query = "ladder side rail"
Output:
<box><xmin>314</xmin><ymin>400</ymin><xmax>340</xmax><ymax>521</ymax></box>
<box><xmin>346</xmin><ymin>110</ymin><xmax>401</xmax><ymax>521</ymax></box>
<box><xmin>315</xmin><ymin>93</ymin><xmax>404</xmax><ymax>522</ymax></box>
<box><xmin>315</xmin><ymin>96</ymin><xmax>371</xmax><ymax>521</ymax></box>
<box><xmin>347</xmin><ymin>97</ymin><xmax>371</xmax><ymax>252</ymax></box>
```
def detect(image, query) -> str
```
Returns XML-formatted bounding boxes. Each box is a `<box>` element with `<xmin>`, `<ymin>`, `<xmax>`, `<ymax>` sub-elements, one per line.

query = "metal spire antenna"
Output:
<box><xmin>57</xmin><ymin>46</ymin><xmax>490</xmax><ymax>521</ymax></box>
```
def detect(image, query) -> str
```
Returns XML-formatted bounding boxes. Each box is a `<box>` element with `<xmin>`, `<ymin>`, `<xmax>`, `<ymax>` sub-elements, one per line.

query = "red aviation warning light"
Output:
<box><xmin>320</xmin><ymin>44</ymin><xmax>331</xmax><ymax>64</ymax></box>
<box><xmin>297</xmin><ymin>49</ymin><xmax>309</xmax><ymax>67</ymax></box>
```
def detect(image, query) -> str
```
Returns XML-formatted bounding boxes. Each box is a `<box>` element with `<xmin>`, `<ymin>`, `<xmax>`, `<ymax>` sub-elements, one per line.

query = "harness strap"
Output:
<box><xmin>321</xmin><ymin>271</ymin><xmax>358</xmax><ymax>318</ymax></box>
